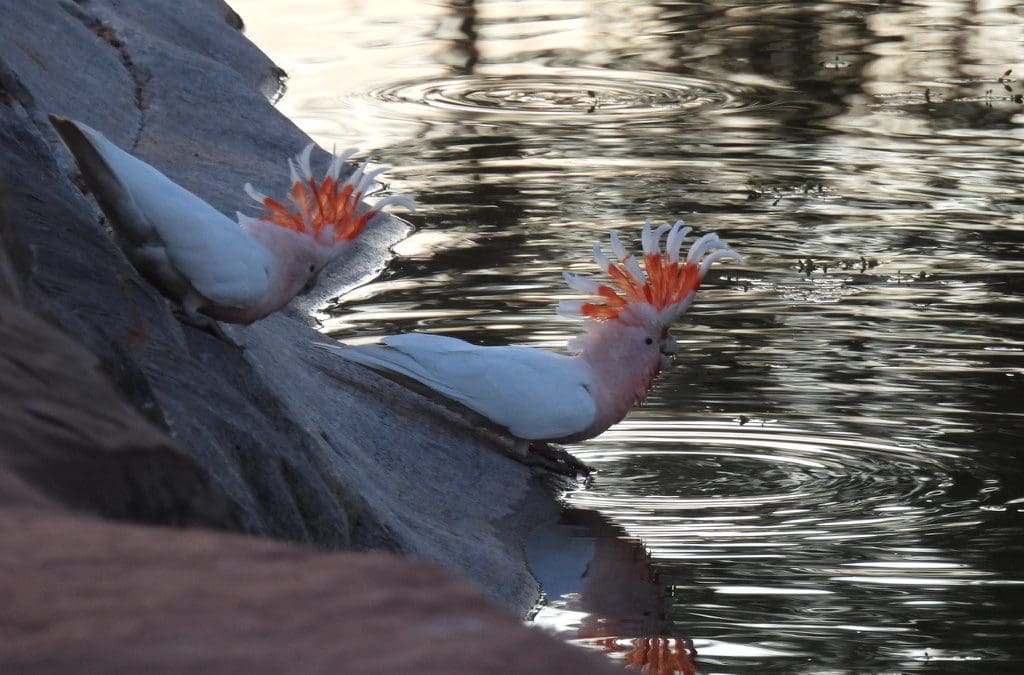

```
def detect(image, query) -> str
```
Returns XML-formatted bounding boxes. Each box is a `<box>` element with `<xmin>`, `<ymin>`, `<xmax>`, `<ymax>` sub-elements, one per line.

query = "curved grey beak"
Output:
<box><xmin>659</xmin><ymin>335</ymin><xmax>678</xmax><ymax>370</ymax></box>
<box><xmin>661</xmin><ymin>335</ymin><xmax>678</xmax><ymax>357</ymax></box>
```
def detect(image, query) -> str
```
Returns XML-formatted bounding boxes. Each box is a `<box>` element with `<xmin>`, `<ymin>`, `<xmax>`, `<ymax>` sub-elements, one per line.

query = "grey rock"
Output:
<box><xmin>0</xmin><ymin>0</ymin><xmax>565</xmax><ymax>613</ymax></box>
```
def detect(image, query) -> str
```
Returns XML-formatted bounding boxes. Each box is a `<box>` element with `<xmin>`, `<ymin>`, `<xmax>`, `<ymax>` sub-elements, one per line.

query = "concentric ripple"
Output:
<box><xmin>548</xmin><ymin>420</ymin><xmax>1012</xmax><ymax>671</ymax></box>
<box><xmin>370</xmin><ymin>68</ymin><xmax>742</xmax><ymax>121</ymax></box>
<box><xmin>566</xmin><ymin>420</ymin><xmax>981</xmax><ymax>557</ymax></box>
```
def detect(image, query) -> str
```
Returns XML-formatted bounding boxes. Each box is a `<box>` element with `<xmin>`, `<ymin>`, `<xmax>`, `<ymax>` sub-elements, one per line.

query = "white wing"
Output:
<box><xmin>325</xmin><ymin>333</ymin><xmax>597</xmax><ymax>441</ymax></box>
<box><xmin>51</xmin><ymin>117</ymin><xmax>271</xmax><ymax>309</ymax></box>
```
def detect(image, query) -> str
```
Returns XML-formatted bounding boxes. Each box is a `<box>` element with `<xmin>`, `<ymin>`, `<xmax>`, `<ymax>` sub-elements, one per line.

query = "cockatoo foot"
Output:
<box><xmin>522</xmin><ymin>441</ymin><xmax>592</xmax><ymax>476</ymax></box>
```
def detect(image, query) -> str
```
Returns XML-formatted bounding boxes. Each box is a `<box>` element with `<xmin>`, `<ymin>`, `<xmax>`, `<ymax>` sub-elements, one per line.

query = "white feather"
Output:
<box><xmin>55</xmin><ymin>119</ymin><xmax>271</xmax><ymax>309</ymax></box>
<box><xmin>297</xmin><ymin>143</ymin><xmax>314</xmax><ymax>180</ymax></box>
<box><xmin>327</xmin><ymin>148</ymin><xmax>358</xmax><ymax>181</ymax></box>
<box><xmin>665</xmin><ymin>221</ymin><xmax>691</xmax><ymax>263</ymax></box>
<box><xmin>640</xmin><ymin>218</ymin><xmax>656</xmax><ymax>256</ymax></box>
<box><xmin>609</xmin><ymin>231</ymin><xmax>629</xmax><ymax>263</ymax></box>
<box><xmin>623</xmin><ymin>255</ymin><xmax>644</xmax><ymax>282</ymax></box>
<box><xmin>358</xmin><ymin>166</ymin><xmax>389</xmax><ymax>195</ymax></box>
<box><xmin>324</xmin><ymin>334</ymin><xmax>597</xmax><ymax>441</ymax></box>
<box><xmin>609</xmin><ymin>231</ymin><xmax>644</xmax><ymax>283</ymax></box>
<box><xmin>556</xmin><ymin>299</ymin><xmax>586</xmax><ymax>319</ymax></box>
<box><xmin>686</xmin><ymin>232</ymin><xmax>721</xmax><ymax>264</ymax></box>
<box><xmin>562</xmin><ymin>271</ymin><xmax>601</xmax><ymax>295</ymax></box>
<box><xmin>651</xmin><ymin>222</ymin><xmax>672</xmax><ymax>250</ymax></box>
<box><xmin>699</xmin><ymin>247</ymin><xmax>743</xmax><ymax>277</ymax></box>
<box><xmin>593</xmin><ymin>243</ymin><xmax>612</xmax><ymax>272</ymax></box>
<box><xmin>372</xmin><ymin>195</ymin><xmax>417</xmax><ymax>213</ymax></box>
<box><xmin>244</xmin><ymin>182</ymin><xmax>267</xmax><ymax>204</ymax></box>
<box><xmin>346</xmin><ymin>161</ymin><xmax>367</xmax><ymax>192</ymax></box>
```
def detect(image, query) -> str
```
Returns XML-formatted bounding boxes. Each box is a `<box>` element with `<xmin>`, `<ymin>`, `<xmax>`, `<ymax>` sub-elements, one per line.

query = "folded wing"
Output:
<box><xmin>50</xmin><ymin>116</ymin><xmax>271</xmax><ymax>310</ymax></box>
<box><xmin>326</xmin><ymin>333</ymin><xmax>597</xmax><ymax>441</ymax></box>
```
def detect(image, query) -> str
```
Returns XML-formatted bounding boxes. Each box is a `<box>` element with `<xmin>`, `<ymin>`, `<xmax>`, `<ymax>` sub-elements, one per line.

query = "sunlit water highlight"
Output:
<box><xmin>234</xmin><ymin>0</ymin><xmax>1024</xmax><ymax>671</ymax></box>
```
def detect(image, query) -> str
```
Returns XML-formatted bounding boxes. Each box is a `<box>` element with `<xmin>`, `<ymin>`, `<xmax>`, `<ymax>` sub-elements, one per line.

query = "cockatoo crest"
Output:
<box><xmin>559</xmin><ymin>219</ymin><xmax>742</xmax><ymax>326</ymax></box>
<box><xmin>243</xmin><ymin>144</ymin><xmax>415</xmax><ymax>250</ymax></box>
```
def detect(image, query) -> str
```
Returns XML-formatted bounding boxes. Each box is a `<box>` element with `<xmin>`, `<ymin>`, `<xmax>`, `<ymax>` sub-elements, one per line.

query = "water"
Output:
<box><xmin>234</xmin><ymin>1</ymin><xmax>1024</xmax><ymax>671</ymax></box>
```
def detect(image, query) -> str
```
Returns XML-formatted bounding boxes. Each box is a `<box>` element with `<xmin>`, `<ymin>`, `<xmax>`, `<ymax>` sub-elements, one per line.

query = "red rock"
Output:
<box><xmin>0</xmin><ymin>508</ymin><xmax>621</xmax><ymax>675</ymax></box>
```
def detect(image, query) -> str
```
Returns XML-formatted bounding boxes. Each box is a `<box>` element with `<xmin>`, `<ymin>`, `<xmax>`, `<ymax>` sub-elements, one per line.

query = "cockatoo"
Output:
<box><xmin>320</xmin><ymin>220</ymin><xmax>740</xmax><ymax>446</ymax></box>
<box><xmin>49</xmin><ymin>116</ymin><xmax>413</xmax><ymax>327</ymax></box>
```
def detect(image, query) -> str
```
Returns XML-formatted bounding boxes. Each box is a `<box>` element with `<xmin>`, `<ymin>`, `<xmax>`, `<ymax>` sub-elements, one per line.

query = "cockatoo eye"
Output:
<box><xmin>308</xmin><ymin>263</ymin><xmax>316</xmax><ymax>274</ymax></box>
<box><xmin>645</xmin><ymin>337</ymin><xmax>654</xmax><ymax>345</ymax></box>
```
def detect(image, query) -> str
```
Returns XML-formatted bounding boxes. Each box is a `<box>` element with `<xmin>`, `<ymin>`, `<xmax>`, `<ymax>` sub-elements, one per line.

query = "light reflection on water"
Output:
<box><xmin>234</xmin><ymin>0</ymin><xmax>1024</xmax><ymax>671</ymax></box>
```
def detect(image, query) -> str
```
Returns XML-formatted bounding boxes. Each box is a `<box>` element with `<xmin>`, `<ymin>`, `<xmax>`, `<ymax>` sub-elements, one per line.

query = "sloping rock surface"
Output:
<box><xmin>0</xmin><ymin>0</ymin><xmax>566</xmax><ymax>616</ymax></box>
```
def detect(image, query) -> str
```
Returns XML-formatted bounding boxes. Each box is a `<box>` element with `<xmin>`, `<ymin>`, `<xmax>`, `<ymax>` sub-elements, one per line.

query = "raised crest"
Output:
<box><xmin>559</xmin><ymin>219</ymin><xmax>741</xmax><ymax>323</ymax></box>
<box><xmin>244</xmin><ymin>144</ymin><xmax>415</xmax><ymax>247</ymax></box>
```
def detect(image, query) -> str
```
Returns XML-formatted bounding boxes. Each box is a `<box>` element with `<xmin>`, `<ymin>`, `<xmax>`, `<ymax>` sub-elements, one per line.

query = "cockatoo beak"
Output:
<box><xmin>660</xmin><ymin>334</ymin><xmax>678</xmax><ymax>370</ymax></box>
<box><xmin>661</xmin><ymin>335</ymin><xmax>678</xmax><ymax>356</ymax></box>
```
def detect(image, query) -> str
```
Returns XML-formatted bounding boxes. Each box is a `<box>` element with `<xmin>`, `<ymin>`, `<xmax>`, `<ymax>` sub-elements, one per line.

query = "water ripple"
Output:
<box><xmin>566</xmin><ymin>420</ymin><xmax>977</xmax><ymax>557</ymax></box>
<box><xmin>369</xmin><ymin>67</ymin><xmax>752</xmax><ymax>121</ymax></box>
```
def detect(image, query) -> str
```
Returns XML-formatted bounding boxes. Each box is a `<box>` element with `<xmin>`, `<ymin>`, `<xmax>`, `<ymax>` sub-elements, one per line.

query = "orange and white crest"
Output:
<box><xmin>559</xmin><ymin>219</ymin><xmax>741</xmax><ymax>325</ymax></box>
<box><xmin>242</xmin><ymin>144</ymin><xmax>415</xmax><ymax>249</ymax></box>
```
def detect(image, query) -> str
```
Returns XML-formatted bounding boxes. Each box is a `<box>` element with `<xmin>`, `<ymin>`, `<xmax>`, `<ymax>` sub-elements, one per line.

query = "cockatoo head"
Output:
<box><xmin>559</xmin><ymin>220</ymin><xmax>741</xmax><ymax>377</ymax></box>
<box><xmin>241</xmin><ymin>144</ymin><xmax>416</xmax><ymax>290</ymax></box>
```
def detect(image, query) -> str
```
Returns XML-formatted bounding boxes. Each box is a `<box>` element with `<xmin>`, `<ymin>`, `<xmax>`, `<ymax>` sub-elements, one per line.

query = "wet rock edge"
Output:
<box><xmin>0</xmin><ymin>2</ymin><xmax>604</xmax><ymax>670</ymax></box>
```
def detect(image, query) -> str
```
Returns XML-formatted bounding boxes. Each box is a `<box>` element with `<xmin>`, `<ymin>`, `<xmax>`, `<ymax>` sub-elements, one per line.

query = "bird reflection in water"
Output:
<box><xmin>588</xmin><ymin>637</ymin><xmax>697</xmax><ymax>675</ymax></box>
<box><xmin>527</xmin><ymin>507</ymin><xmax>698</xmax><ymax>674</ymax></box>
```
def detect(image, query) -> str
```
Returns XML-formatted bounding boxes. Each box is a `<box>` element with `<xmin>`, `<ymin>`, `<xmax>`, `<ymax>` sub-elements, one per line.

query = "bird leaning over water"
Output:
<box><xmin>318</xmin><ymin>220</ymin><xmax>740</xmax><ymax>460</ymax></box>
<box><xmin>49</xmin><ymin>116</ymin><xmax>414</xmax><ymax>332</ymax></box>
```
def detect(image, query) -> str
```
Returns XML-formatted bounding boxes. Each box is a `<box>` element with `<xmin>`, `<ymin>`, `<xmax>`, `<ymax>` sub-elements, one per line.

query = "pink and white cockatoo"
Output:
<box><xmin>320</xmin><ymin>221</ymin><xmax>740</xmax><ymax>450</ymax></box>
<box><xmin>49</xmin><ymin>116</ymin><xmax>413</xmax><ymax>328</ymax></box>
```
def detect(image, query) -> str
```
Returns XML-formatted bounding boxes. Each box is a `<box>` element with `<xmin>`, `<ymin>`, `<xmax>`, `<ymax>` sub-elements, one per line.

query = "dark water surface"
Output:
<box><xmin>236</xmin><ymin>1</ymin><xmax>1024</xmax><ymax>671</ymax></box>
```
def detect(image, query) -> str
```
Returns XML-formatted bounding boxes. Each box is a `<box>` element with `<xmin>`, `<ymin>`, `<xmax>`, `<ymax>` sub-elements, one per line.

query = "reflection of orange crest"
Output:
<box><xmin>560</xmin><ymin>220</ymin><xmax>741</xmax><ymax>323</ymax></box>
<box><xmin>591</xmin><ymin>636</ymin><xmax>699</xmax><ymax>675</ymax></box>
<box><xmin>245</xmin><ymin>144</ymin><xmax>414</xmax><ymax>246</ymax></box>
